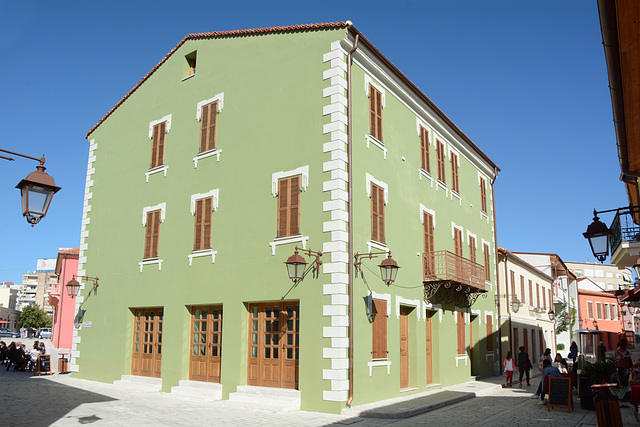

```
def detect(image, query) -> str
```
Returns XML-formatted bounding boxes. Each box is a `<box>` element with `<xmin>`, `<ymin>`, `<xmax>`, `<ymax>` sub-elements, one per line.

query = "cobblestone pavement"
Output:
<box><xmin>1</xmin><ymin>356</ymin><xmax>638</xmax><ymax>427</ymax></box>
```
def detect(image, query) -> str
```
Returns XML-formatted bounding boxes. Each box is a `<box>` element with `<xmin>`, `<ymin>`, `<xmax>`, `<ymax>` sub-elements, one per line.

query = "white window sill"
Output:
<box><xmin>365</xmin><ymin>134</ymin><xmax>387</xmax><ymax>159</ymax></box>
<box><xmin>188</xmin><ymin>249</ymin><xmax>217</xmax><ymax>266</ymax></box>
<box><xmin>451</xmin><ymin>190</ymin><xmax>461</xmax><ymax>205</ymax></box>
<box><xmin>419</xmin><ymin>169</ymin><xmax>434</xmax><ymax>187</ymax></box>
<box><xmin>368</xmin><ymin>360</ymin><xmax>391</xmax><ymax>376</ymax></box>
<box><xmin>366</xmin><ymin>240</ymin><xmax>388</xmax><ymax>254</ymax></box>
<box><xmin>193</xmin><ymin>148</ymin><xmax>222</xmax><ymax>168</ymax></box>
<box><xmin>455</xmin><ymin>354</ymin><xmax>468</xmax><ymax>367</ymax></box>
<box><xmin>139</xmin><ymin>258</ymin><xmax>163</xmax><ymax>272</ymax></box>
<box><xmin>435</xmin><ymin>180</ymin><xmax>448</xmax><ymax>196</ymax></box>
<box><xmin>269</xmin><ymin>235</ymin><xmax>309</xmax><ymax>255</ymax></box>
<box><xmin>146</xmin><ymin>165</ymin><xmax>168</xmax><ymax>182</ymax></box>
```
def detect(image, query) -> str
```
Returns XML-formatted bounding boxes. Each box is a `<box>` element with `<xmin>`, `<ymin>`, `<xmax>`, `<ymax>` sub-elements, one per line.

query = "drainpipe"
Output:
<box><xmin>346</xmin><ymin>30</ymin><xmax>359</xmax><ymax>407</ymax></box>
<box><xmin>491</xmin><ymin>167</ymin><xmax>504</xmax><ymax>374</ymax></box>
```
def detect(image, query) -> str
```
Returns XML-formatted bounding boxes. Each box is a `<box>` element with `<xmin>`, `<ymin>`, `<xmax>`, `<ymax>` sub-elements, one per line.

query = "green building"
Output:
<box><xmin>72</xmin><ymin>22</ymin><xmax>500</xmax><ymax>414</ymax></box>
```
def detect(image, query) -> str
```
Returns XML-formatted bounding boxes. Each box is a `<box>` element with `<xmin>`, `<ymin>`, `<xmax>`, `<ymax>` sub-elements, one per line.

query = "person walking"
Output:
<box><xmin>504</xmin><ymin>351</ymin><xmax>515</xmax><ymax>387</ymax></box>
<box><xmin>569</xmin><ymin>341</ymin><xmax>578</xmax><ymax>364</ymax></box>
<box><xmin>615</xmin><ymin>339</ymin><xmax>632</xmax><ymax>387</ymax></box>
<box><xmin>517</xmin><ymin>345</ymin><xmax>532</xmax><ymax>388</ymax></box>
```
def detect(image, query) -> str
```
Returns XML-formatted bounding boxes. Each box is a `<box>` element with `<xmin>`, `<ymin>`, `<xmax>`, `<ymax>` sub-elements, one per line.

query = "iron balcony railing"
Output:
<box><xmin>610</xmin><ymin>210</ymin><xmax>640</xmax><ymax>254</ymax></box>
<box><xmin>423</xmin><ymin>250</ymin><xmax>486</xmax><ymax>292</ymax></box>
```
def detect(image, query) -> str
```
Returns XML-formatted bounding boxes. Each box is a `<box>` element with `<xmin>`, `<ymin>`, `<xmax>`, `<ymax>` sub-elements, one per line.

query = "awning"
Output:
<box><xmin>574</xmin><ymin>329</ymin><xmax>602</xmax><ymax>333</ymax></box>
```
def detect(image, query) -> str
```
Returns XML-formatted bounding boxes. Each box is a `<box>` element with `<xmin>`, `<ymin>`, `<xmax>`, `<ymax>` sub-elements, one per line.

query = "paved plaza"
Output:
<box><xmin>1</xmin><ymin>341</ymin><xmax>638</xmax><ymax>426</ymax></box>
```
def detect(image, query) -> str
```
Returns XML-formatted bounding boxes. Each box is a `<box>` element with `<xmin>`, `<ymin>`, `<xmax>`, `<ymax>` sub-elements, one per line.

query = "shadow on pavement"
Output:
<box><xmin>1</xmin><ymin>370</ymin><xmax>116</xmax><ymax>426</ymax></box>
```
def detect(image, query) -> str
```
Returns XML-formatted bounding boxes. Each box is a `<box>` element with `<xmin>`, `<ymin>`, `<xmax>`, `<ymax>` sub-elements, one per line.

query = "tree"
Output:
<box><xmin>554</xmin><ymin>301</ymin><xmax>576</xmax><ymax>334</ymax></box>
<box><xmin>19</xmin><ymin>305</ymin><xmax>52</xmax><ymax>329</ymax></box>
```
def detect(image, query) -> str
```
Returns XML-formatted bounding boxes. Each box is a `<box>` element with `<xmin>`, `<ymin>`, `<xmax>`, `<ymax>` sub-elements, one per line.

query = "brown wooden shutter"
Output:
<box><xmin>424</xmin><ymin>212</ymin><xmax>434</xmax><ymax>276</ymax></box>
<box><xmin>469</xmin><ymin>236</ymin><xmax>476</xmax><ymax>264</ymax></box>
<box><xmin>144</xmin><ymin>210</ymin><xmax>160</xmax><ymax>258</ymax></box>
<box><xmin>588</xmin><ymin>301</ymin><xmax>594</xmax><ymax>319</ymax></box>
<box><xmin>548</xmin><ymin>289</ymin><xmax>552</xmax><ymax>309</ymax></box>
<box><xmin>193</xmin><ymin>198</ymin><xmax>212</xmax><ymax>251</ymax></box>
<box><xmin>199</xmin><ymin>102</ymin><xmax>218</xmax><ymax>153</ymax></box>
<box><xmin>520</xmin><ymin>276</ymin><xmax>526</xmax><ymax>304</ymax></box>
<box><xmin>372</xmin><ymin>299</ymin><xmax>387</xmax><ymax>359</ymax></box>
<box><xmin>277</xmin><ymin>176</ymin><xmax>301</xmax><ymax>238</ymax></box>
<box><xmin>437</xmin><ymin>140</ymin><xmax>446</xmax><ymax>183</ymax></box>
<box><xmin>542</xmin><ymin>288</ymin><xmax>547</xmax><ymax>309</ymax></box>
<box><xmin>289</xmin><ymin>176</ymin><xmax>300</xmax><ymax>236</ymax></box>
<box><xmin>536</xmin><ymin>283</ymin><xmax>540</xmax><ymax>308</ymax></box>
<box><xmin>510</xmin><ymin>271</ymin><xmax>516</xmax><ymax>301</ymax></box>
<box><xmin>203</xmin><ymin>197</ymin><xmax>212</xmax><ymax>249</ymax></box>
<box><xmin>420</xmin><ymin>127</ymin><xmax>430</xmax><ymax>172</ymax></box>
<box><xmin>369</xmin><ymin>85</ymin><xmax>383</xmax><ymax>141</ymax></box>
<box><xmin>200</xmin><ymin>103</ymin><xmax>209</xmax><ymax>153</ymax></box>
<box><xmin>194</xmin><ymin>199</ymin><xmax>203</xmax><ymax>251</ymax></box>
<box><xmin>480</xmin><ymin>177</ymin><xmax>487</xmax><ymax>213</ymax></box>
<box><xmin>484</xmin><ymin>244</ymin><xmax>490</xmax><ymax>281</ymax></box>
<box><xmin>144</xmin><ymin>211</ymin><xmax>154</xmax><ymax>259</ymax></box>
<box><xmin>151</xmin><ymin>210</ymin><xmax>160</xmax><ymax>258</ymax></box>
<box><xmin>156</xmin><ymin>122</ymin><xmax>166</xmax><ymax>167</ymax></box>
<box><xmin>457</xmin><ymin>311</ymin><xmax>465</xmax><ymax>355</ymax></box>
<box><xmin>486</xmin><ymin>315</ymin><xmax>493</xmax><ymax>351</ymax></box>
<box><xmin>278</xmin><ymin>179</ymin><xmax>289</xmax><ymax>238</ymax></box>
<box><xmin>451</xmin><ymin>152</ymin><xmax>459</xmax><ymax>193</ymax></box>
<box><xmin>150</xmin><ymin>125</ymin><xmax>159</xmax><ymax>169</ymax></box>
<box><xmin>454</xmin><ymin>229</ymin><xmax>463</xmax><ymax>257</ymax></box>
<box><xmin>371</xmin><ymin>183</ymin><xmax>385</xmax><ymax>243</ymax></box>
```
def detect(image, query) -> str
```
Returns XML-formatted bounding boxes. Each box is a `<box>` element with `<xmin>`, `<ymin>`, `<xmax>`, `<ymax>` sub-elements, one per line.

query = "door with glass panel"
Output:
<box><xmin>247</xmin><ymin>301</ymin><xmax>299</xmax><ymax>389</ymax></box>
<box><xmin>190</xmin><ymin>305</ymin><xmax>223</xmax><ymax>382</ymax></box>
<box><xmin>131</xmin><ymin>308</ymin><xmax>163</xmax><ymax>378</ymax></box>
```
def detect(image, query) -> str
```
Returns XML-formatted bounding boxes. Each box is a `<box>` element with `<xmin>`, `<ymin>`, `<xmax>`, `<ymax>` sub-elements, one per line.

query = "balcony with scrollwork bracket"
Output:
<box><xmin>423</xmin><ymin>250</ymin><xmax>487</xmax><ymax>307</ymax></box>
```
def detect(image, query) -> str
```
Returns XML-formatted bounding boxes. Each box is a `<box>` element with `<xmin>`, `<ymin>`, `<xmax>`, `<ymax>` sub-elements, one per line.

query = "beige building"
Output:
<box><xmin>497</xmin><ymin>248</ymin><xmax>556</xmax><ymax>366</ymax></box>
<box><xmin>0</xmin><ymin>283</ymin><xmax>20</xmax><ymax>331</ymax></box>
<box><xmin>565</xmin><ymin>262</ymin><xmax>633</xmax><ymax>291</ymax></box>
<box><xmin>16</xmin><ymin>271</ymin><xmax>58</xmax><ymax>315</ymax></box>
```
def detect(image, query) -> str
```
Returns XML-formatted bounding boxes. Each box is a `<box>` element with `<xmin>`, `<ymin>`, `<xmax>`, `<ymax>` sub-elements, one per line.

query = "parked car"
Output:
<box><xmin>0</xmin><ymin>328</ymin><xmax>19</xmax><ymax>338</ymax></box>
<box><xmin>38</xmin><ymin>328</ymin><xmax>52</xmax><ymax>339</ymax></box>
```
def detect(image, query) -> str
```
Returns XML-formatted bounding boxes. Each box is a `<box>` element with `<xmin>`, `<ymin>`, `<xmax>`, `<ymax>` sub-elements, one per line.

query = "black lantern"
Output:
<box><xmin>510</xmin><ymin>299</ymin><xmax>521</xmax><ymax>313</ymax></box>
<box><xmin>583</xmin><ymin>210</ymin><xmax>610</xmax><ymax>262</ymax></box>
<box><xmin>548</xmin><ymin>308</ymin><xmax>555</xmax><ymax>321</ymax></box>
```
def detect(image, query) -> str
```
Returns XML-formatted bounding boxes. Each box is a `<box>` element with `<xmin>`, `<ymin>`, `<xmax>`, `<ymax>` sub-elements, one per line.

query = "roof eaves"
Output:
<box><xmin>347</xmin><ymin>26</ymin><xmax>499</xmax><ymax>172</ymax></box>
<box><xmin>86</xmin><ymin>22</ymin><xmax>350</xmax><ymax>138</ymax></box>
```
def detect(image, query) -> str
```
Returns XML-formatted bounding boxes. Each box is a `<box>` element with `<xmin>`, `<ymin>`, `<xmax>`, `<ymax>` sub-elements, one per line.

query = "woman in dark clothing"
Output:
<box><xmin>518</xmin><ymin>345</ymin><xmax>532</xmax><ymax>388</ymax></box>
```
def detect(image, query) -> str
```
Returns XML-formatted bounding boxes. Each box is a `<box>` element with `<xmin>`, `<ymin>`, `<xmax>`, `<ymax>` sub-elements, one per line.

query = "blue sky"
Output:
<box><xmin>0</xmin><ymin>0</ymin><xmax>625</xmax><ymax>284</ymax></box>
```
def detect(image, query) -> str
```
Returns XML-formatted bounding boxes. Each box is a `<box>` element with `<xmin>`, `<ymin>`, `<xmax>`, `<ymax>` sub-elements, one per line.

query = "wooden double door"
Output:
<box><xmin>189</xmin><ymin>305</ymin><xmax>223</xmax><ymax>383</ymax></box>
<box><xmin>131</xmin><ymin>308</ymin><xmax>163</xmax><ymax>378</ymax></box>
<box><xmin>248</xmin><ymin>301</ymin><xmax>299</xmax><ymax>389</ymax></box>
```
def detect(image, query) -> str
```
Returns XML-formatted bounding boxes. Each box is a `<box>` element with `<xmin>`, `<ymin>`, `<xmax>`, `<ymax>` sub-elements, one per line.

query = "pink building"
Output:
<box><xmin>577</xmin><ymin>289</ymin><xmax>625</xmax><ymax>355</ymax></box>
<box><xmin>49</xmin><ymin>248</ymin><xmax>79</xmax><ymax>349</ymax></box>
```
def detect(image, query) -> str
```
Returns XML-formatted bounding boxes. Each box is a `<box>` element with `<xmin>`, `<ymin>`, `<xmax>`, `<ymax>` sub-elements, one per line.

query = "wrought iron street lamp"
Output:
<box><xmin>510</xmin><ymin>298</ymin><xmax>521</xmax><ymax>313</ymax></box>
<box><xmin>66</xmin><ymin>277</ymin><xmax>80</xmax><ymax>298</ymax></box>
<box><xmin>284</xmin><ymin>247</ymin><xmax>322</xmax><ymax>285</ymax></box>
<box><xmin>1</xmin><ymin>148</ymin><xmax>61</xmax><ymax>226</ymax></box>
<box><xmin>354</xmin><ymin>251</ymin><xmax>400</xmax><ymax>286</ymax></box>
<box><xmin>66</xmin><ymin>275</ymin><xmax>100</xmax><ymax>298</ymax></box>
<box><xmin>548</xmin><ymin>308</ymin><xmax>555</xmax><ymax>321</ymax></box>
<box><xmin>583</xmin><ymin>210</ymin><xmax>610</xmax><ymax>262</ymax></box>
